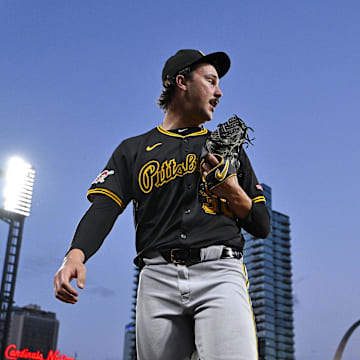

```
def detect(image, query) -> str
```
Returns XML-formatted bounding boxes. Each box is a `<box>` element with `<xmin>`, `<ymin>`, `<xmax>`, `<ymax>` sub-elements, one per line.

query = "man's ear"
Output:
<box><xmin>175</xmin><ymin>74</ymin><xmax>188</xmax><ymax>91</ymax></box>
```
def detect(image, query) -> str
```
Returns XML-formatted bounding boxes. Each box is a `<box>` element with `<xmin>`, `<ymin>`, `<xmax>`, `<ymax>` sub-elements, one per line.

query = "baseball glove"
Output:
<box><xmin>200</xmin><ymin>114</ymin><xmax>253</xmax><ymax>194</ymax></box>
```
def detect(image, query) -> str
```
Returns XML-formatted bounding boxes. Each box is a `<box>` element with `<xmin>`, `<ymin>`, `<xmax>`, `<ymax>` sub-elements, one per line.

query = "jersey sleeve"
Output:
<box><xmin>238</xmin><ymin>149</ymin><xmax>266</xmax><ymax>204</ymax></box>
<box><xmin>237</xmin><ymin>149</ymin><xmax>270</xmax><ymax>238</ymax></box>
<box><xmin>67</xmin><ymin>195</ymin><xmax>121</xmax><ymax>263</ymax></box>
<box><xmin>87</xmin><ymin>141</ymin><xmax>133</xmax><ymax>213</ymax></box>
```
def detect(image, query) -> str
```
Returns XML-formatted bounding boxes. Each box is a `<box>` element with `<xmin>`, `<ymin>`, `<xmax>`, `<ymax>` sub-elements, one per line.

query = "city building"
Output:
<box><xmin>243</xmin><ymin>183</ymin><xmax>295</xmax><ymax>359</ymax></box>
<box><xmin>7</xmin><ymin>304</ymin><xmax>59</xmax><ymax>355</ymax></box>
<box><xmin>123</xmin><ymin>269</ymin><xmax>139</xmax><ymax>360</ymax></box>
<box><xmin>123</xmin><ymin>322</ymin><xmax>136</xmax><ymax>360</ymax></box>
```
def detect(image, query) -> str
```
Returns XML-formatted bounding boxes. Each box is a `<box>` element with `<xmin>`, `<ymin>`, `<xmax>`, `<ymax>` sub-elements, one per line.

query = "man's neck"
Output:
<box><xmin>162</xmin><ymin>108</ymin><xmax>204</xmax><ymax>130</ymax></box>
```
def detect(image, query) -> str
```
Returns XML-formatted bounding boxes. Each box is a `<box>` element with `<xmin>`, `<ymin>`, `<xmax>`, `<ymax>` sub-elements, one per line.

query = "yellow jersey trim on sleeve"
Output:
<box><xmin>156</xmin><ymin>125</ymin><xmax>208</xmax><ymax>138</ymax></box>
<box><xmin>87</xmin><ymin>188</ymin><xmax>125</xmax><ymax>210</ymax></box>
<box><xmin>252</xmin><ymin>195</ymin><xmax>266</xmax><ymax>204</ymax></box>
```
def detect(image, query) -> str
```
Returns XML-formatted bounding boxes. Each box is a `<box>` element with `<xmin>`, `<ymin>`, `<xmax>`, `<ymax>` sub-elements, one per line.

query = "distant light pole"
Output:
<box><xmin>0</xmin><ymin>157</ymin><xmax>35</xmax><ymax>359</ymax></box>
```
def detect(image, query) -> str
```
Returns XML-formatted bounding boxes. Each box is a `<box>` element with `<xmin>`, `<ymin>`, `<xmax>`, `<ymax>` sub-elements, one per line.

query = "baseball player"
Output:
<box><xmin>54</xmin><ymin>49</ymin><xmax>270</xmax><ymax>360</ymax></box>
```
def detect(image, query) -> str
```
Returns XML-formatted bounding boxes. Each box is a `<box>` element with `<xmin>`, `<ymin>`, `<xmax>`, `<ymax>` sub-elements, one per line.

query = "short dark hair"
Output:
<box><xmin>157</xmin><ymin>66</ymin><xmax>194</xmax><ymax>112</ymax></box>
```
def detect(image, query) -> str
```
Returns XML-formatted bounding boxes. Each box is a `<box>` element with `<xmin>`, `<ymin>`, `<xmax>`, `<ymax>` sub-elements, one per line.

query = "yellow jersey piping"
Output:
<box><xmin>252</xmin><ymin>195</ymin><xmax>266</xmax><ymax>204</ymax></box>
<box><xmin>87</xmin><ymin>188</ymin><xmax>125</xmax><ymax>210</ymax></box>
<box><xmin>243</xmin><ymin>262</ymin><xmax>259</xmax><ymax>360</ymax></box>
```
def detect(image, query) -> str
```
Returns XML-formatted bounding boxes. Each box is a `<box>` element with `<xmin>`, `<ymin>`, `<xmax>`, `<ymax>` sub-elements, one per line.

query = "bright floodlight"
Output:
<box><xmin>3</xmin><ymin>157</ymin><xmax>35</xmax><ymax>217</ymax></box>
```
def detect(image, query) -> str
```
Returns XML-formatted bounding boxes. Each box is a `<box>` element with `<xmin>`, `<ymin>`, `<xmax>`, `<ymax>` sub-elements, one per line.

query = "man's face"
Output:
<box><xmin>184</xmin><ymin>63</ymin><xmax>223</xmax><ymax>123</ymax></box>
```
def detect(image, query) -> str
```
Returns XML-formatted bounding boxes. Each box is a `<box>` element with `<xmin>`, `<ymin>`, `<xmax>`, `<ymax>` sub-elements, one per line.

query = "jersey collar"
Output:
<box><xmin>157</xmin><ymin>125</ymin><xmax>208</xmax><ymax>138</ymax></box>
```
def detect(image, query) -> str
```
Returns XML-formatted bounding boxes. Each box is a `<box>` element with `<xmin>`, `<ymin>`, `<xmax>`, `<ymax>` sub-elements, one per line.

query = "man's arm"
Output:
<box><xmin>201</xmin><ymin>153</ymin><xmax>270</xmax><ymax>238</ymax></box>
<box><xmin>54</xmin><ymin>249</ymin><xmax>86</xmax><ymax>304</ymax></box>
<box><xmin>54</xmin><ymin>195</ymin><xmax>121</xmax><ymax>303</ymax></box>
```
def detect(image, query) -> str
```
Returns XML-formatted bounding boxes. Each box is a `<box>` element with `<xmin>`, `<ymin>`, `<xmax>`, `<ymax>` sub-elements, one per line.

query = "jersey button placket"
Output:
<box><xmin>183</xmin><ymin>137</ymin><xmax>192</xmax><ymax>191</ymax></box>
<box><xmin>180</xmin><ymin>136</ymin><xmax>192</xmax><ymax>243</ymax></box>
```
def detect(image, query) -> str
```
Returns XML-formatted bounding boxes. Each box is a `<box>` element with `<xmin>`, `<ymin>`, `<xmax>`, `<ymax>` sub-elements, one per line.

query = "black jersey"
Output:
<box><xmin>87</xmin><ymin>125</ymin><xmax>266</xmax><ymax>264</ymax></box>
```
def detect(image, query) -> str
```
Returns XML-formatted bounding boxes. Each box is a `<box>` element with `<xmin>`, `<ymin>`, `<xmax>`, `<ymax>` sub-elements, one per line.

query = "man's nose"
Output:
<box><xmin>215</xmin><ymin>86</ymin><xmax>223</xmax><ymax>98</ymax></box>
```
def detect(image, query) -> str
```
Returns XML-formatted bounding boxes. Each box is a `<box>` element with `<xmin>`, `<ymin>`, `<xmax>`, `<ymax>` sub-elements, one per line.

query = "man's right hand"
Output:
<box><xmin>54</xmin><ymin>249</ymin><xmax>87</xmax><ymax>304</ymax></box>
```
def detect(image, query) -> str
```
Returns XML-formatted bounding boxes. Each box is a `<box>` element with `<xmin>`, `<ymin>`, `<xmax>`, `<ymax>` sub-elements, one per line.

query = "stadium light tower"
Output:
<box><xmin>0</xmin><ymin>157</ymin><xmax>35</xmax><ymax>359</ymax></box>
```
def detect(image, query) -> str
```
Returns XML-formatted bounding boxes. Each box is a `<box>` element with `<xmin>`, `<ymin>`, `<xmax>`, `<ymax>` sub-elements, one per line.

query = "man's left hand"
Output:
<box><xmin>201</xmin><ymin>153</ymin><xmax>252</xmax><ymax>219</ymax></box>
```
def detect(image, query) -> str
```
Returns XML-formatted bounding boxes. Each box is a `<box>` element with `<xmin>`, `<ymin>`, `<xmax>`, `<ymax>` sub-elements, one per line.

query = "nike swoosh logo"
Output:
<box><xmin>177</xmin><ymin>128</ymin><xmax>188</xmax><ymax>133</ymax></box>
<box><xmin>146</xmin><ymin>143</ymin><xmax>162</xmax><ymax>151</ymax></box>
<box><xmin>215</xmin><ymin>158</ymin><xmax>230</xmax><ymax>181</ymax></box>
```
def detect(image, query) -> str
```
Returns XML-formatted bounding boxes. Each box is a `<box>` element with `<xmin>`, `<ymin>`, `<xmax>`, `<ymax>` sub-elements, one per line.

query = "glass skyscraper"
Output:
<box><xmin>123</xmin><ymin>322</ymin><xmax>136</xmax><ymax>360</ymax></box>
<box><xmin>123</xmin><ymin>269</ymin><xmax>139</xmax><ymax>360</ymax></box>
<box><xmin>243</xmin><ymin>183</ymin><xmax>295</xmax><ymax>359</ymax></box>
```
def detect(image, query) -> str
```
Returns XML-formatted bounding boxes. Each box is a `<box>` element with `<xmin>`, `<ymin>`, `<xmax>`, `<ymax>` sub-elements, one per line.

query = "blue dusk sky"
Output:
<box><xmin>1</xmin><ymin>1</ymin><xmax>360</xmax><ymax>359</ymax></box>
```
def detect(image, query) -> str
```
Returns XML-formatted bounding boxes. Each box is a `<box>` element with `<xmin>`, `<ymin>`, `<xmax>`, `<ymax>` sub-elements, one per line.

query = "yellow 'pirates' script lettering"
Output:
<box><xmin>139</xmin><ymin>154</ymin><xmax>198</xmax><ymax>193</ymax></box>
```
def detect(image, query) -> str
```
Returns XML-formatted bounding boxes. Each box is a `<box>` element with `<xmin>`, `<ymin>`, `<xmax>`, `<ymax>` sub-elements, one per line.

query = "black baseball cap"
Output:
<box><xmin>162</xmin><ymin>49</ymin><xmax>231</xmax><ymax>85</ymax></box>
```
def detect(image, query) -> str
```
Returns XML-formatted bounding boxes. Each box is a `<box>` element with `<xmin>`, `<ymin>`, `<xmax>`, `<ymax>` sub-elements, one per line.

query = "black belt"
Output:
<box><xmin>159</xmin><ymin>247</ymin><xmax>243</xmax><ymax>266</ymax></box>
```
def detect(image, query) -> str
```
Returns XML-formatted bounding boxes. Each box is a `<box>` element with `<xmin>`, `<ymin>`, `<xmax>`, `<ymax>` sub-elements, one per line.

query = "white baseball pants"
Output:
<box><xmin>136</xmin><ymin>246</ymin><xmax>258</xmax><ymax>360</ymax></box>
